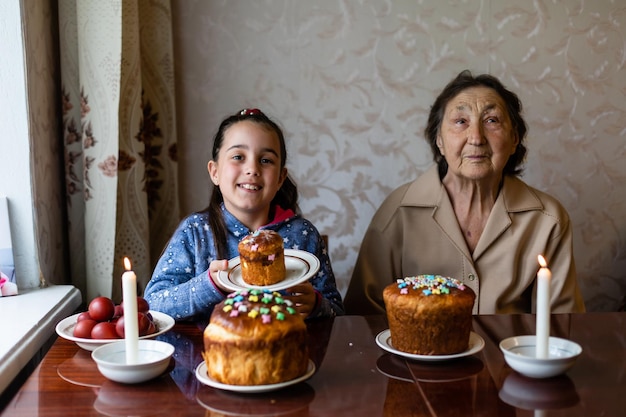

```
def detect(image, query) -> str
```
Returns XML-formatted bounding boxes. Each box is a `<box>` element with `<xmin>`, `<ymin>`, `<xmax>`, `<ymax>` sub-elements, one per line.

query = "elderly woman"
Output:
<box><xmin>345</xmin><ymin>70</ymin><xmax>585</xmax><ymax>315</ymax></box>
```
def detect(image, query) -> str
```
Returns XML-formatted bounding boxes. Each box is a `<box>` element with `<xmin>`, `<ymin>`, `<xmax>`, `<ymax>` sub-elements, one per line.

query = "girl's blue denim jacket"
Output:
<box><xmin>144</xmin><ymin>204</ymin><xmax>344</xmax><ymax>321</ymax></box>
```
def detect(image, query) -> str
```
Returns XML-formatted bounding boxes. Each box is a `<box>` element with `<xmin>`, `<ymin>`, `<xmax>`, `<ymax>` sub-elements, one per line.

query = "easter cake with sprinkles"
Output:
<box><xmin>383</xmin><ymin>275</ymin><xmax>476</xmax><ymax>355</ymax></box>
<box><xmin>238</xmin><ymin>229</ymin><xmax>286</xmax><ymax>286</ymax></box>
<box><xmin>202</xmin><ymin>289</ymin><xmax>308</xmax><ymax>385</ymax></box>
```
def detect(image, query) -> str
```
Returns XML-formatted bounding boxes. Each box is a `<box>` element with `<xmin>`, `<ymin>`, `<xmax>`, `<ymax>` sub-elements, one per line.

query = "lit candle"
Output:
<box><xmin>536</xmin><ymin>255</ymin><xmax>551</xmax><ymax>359</ymax></box>
<box><xmin>122</xmin><ymin>257</ymin><xmax>139</xmax><ymax>364</ymax></box>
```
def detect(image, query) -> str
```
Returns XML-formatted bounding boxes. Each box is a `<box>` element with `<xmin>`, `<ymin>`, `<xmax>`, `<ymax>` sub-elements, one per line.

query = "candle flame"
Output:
<box><xmin>537</xmin><ymin>255</ymin><xmax>547</xmax><ymax>268</ymax></box>
<box><xmin>123</xmin><ymin>257</ymin><xmax>132</xmax><ymax>271</ymax></box>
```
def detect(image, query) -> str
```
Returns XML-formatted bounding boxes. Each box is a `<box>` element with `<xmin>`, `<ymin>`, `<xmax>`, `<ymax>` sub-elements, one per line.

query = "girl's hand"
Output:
<box><xmin>285</xmin><ymin>282</ymin><xmax>317</xmax><ymax>318</ymax></box>
<box><xmin>208</xmin><ymin>259</ymin><xmax>229</xmax><ymax>291</ymax></box>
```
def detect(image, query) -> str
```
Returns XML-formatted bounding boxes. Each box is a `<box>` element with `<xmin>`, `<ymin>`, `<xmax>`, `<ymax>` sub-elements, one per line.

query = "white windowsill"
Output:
<box><xmin>0</xmin><ymin>285</ymin><xmax>82</xmax><ymax>395</ymax></box>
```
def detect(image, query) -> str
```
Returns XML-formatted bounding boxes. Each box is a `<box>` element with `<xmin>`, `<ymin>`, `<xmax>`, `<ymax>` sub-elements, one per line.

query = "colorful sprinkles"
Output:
<box><xmin>222</xmin><ymin>289</ymin><xmax>296</xmax><ymax>323</ymax></box>
<box><xmin>395</xmin><ymin>275</ymin><xmax>466</xmax><ymax>296</ymax></box>
<box><xmin>240</xmin><ymin>230</ymin><xmax>281</xmax><ymax>260</ymax></box>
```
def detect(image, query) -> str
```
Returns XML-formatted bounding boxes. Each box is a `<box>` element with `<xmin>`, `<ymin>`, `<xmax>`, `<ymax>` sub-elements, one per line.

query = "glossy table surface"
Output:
<box><xmin>2</xmin><ymin>312</ymin><xmax>625</xmax><ymax>416</ymax></box>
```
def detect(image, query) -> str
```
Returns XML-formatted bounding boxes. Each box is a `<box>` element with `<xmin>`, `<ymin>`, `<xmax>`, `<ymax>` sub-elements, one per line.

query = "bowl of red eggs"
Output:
<box><xmin>55</xmin><ymin>296</ymin><xmax>174</xmax><ymax>351</ymax></box>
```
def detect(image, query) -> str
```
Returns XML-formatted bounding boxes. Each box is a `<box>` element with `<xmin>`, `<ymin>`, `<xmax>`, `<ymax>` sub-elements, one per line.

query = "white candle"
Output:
<box><xmin>122</xmin><ymin>257</ymin><xmax>139</xmax><ymax>364</ymax></box>
<box><xmin>536</xmin><ymin>255</ymin><xmax>551</xmax><ymax>359</ymax></box>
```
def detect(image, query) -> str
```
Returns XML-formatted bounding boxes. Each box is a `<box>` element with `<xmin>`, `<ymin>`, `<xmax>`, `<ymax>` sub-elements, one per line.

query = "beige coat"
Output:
<box><xmin>345</xmin><ymin>166</ymin><xmax>585</xmax><ymax>315</ymax></box>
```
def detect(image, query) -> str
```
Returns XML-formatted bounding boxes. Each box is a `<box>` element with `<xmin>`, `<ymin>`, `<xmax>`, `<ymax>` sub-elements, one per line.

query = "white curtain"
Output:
<box><xmin>58</xmin><ymin>0</ymin><xmax>179</xmax><ymax>302</ymax></box>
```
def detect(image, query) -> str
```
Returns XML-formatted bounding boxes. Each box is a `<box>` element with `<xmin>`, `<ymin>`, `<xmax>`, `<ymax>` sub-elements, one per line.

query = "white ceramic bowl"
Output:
<box><xmin>499</xmin><ymin>335</ymin><xmax>582</xmax><ymax>379</ymax></box>
<box><xmin>92</xmin><ymin>339</ymin><xmax>174</xmax><ymax>384</ymax></box>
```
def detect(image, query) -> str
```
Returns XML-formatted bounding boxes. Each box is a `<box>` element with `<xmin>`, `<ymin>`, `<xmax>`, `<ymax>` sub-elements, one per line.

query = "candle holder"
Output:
<box><xmin>499</xmin><ymin>335</ymin><xmax>582</xmax><ymax>379</ymax></box>
<box><xmin>92</xmin><ymin>339</ymin><xmax>174</xmax><ymax>384</ymax></box>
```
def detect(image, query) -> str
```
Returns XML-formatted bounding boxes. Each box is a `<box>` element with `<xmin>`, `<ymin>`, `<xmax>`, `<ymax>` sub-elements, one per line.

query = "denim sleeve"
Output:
<box><xmin>144</xmin><ymin>217</ymin><xmax>225</xmax><ymax>321</ymax></box>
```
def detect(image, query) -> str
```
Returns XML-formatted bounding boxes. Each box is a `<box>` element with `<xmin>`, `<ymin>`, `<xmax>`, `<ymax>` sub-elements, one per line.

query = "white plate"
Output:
<box><xmin>216</xmin><ymin>249</ymin><xmax>320</xmax><ymax>292</ymax></box>
<box><xmin>195</xmin><ymin>359</ymin><xmax>316</xmax><ymax>393</ymax></box>
<box><xmin>375</xmin><ymin>329</ymin><xmax>485</xmax><ymax>362</ymax></box>
<box><xmin>55</xmin><ymin>310</ymin><xmax>175</xmax><ymax>351</ymax></box>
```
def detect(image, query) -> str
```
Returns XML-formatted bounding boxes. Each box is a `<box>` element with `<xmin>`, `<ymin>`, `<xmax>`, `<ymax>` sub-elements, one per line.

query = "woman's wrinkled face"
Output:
<box><xmin>208</xmin><ymin>120</ymin><xmax>287</xmax><ymax>222</ymax></box>
<box><xmin>437</xmin><ymin>86</ymin><xmax>518</xmax><ymax>183</ymax></box>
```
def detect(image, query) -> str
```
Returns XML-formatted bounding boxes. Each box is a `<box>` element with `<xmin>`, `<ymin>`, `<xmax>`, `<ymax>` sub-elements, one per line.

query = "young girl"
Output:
<box><xmin>144</xmin><ymin>108</ymin><xmax>344</xmax><ymax>321</ymax></box>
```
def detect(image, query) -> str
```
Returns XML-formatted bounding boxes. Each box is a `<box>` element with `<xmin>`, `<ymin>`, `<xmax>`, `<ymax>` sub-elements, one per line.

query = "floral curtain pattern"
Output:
<box><xmin>59</xmin><ymin>0</ymin><xmax>179</xmax><ymax>302</ymax></box>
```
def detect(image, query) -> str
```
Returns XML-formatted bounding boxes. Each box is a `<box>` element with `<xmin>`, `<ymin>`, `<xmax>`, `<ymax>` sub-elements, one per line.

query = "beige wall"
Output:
<box><xmin>171</xmin><ymin>0</ymin><xmax>626</xmax><ymax>311</ymax></box>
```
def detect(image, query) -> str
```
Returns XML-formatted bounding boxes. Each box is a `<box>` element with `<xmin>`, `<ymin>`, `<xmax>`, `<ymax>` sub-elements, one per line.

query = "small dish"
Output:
<box><xmin>499</xmin><ymin>335</ymin><xmax>582</xmax><ymax>379</ymax></box>
<box><xmin>195</xmin><ymin>359</ymin><xmax>316</xmax><ymax>393</ymax></box>
<box><xmin>55</xmin><ymin>310</ymin><xmax>175</xmax><ymax>351</ymax></box>
<box><xmin>216</xmin><ymin>249</ymin><xmax>320</xmax><ymax>292</ymax></box>
<box><xmin>375</xmin><ymin>329</ymin><xmax>485</xmax><ymax>362</ymax></box>
<box><xmin>91</xmin><ymin>339</ymin><xmax>174</xmax><ymax>384</ymax></box>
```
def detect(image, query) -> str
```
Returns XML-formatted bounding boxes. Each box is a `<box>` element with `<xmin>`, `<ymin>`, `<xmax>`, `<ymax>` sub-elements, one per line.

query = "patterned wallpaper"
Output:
<box><xmin>171</xmin><ymin>0</ymin><xmax>626</xmax><ymax>311</ymax></box>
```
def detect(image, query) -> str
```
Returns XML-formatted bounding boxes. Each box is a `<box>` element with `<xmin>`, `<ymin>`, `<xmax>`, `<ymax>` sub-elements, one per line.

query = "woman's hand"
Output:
<box><xmin>208</xmin><ymin>259</ymin><xmax>229</xmax><ymax>291</ymax></box>
<box><xmin>285</xmin><ymin>282</ymin><xmax>317</xmax><ymax>318</ymax></box>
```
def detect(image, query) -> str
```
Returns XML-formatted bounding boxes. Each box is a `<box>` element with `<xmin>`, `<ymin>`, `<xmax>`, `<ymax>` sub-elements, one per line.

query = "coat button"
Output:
<box><xmin>468</xmin><ymin>273</ymin><xmax>476</xmax><ymax>281</ymax></box>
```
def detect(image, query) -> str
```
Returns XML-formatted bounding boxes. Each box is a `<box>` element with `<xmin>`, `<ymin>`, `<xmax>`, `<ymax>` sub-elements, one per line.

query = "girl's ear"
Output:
<box><xmin>279</xmin><ymin>167</ymin><xmax>288</xmax><ymax>185</ymax></box>
<box><xmin>208</xmin><ymin>160</ymin><xmax>219</xmax><ymax>185</ymax></box>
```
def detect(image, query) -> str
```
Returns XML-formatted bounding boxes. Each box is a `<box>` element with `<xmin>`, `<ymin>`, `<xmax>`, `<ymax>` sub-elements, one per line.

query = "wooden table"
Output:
<box><xmin>2</xmin><ymin>313</ymin><xmax>625</xmax><ymax>416</ymax></box>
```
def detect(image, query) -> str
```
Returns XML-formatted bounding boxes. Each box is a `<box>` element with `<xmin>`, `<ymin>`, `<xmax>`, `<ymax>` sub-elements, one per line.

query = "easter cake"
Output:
<box><xmin>238</xmin><ymin>230</ymin><xmax>286</xmax><ymax>286</ymax></box>
<box><xmin>383</xmin><ymin>275</ymin><xmax>476</xmax><ymax>355</ymax></box>
<box><xmin>202</xmin><ymin>289</ymin><xmax>308</xmax><ymax>385</ymax></box>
